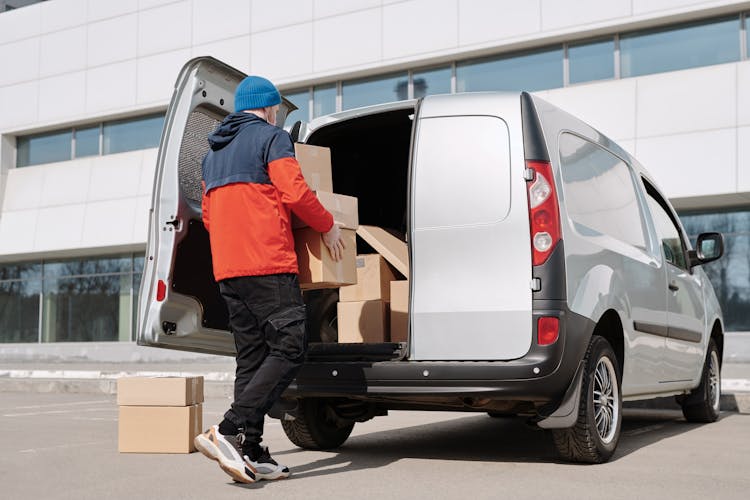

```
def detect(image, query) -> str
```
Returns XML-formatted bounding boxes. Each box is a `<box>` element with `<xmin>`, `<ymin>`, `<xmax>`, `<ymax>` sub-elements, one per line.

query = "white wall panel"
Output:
<box><xmin>541</xmin><ymin>0</ymin><xmax>631</xmax><ymax>31</ymax></box>
<box><xmin>136</xmin><ymin>48</ymin><xmax>191</xmax><ymax>105</ymax></box>
<box><xmin>192</xmin><ymin>36</ymin><xmax>251</xmax><ymax>73</ymax></box>
<box><xmin>2</xmin><ymin>167</ymin><xmax>45</xmax><ymax>211</ymax></box>
<box><xmin>636</xmin><ymin>64</ymin><xmax>736</xmax><ymax>137</ymax></box>
<box><xmin>313</xmin><ymin>9</ymin><xmax>381</xmax><ymax>72</ymax></box>
<box><xmin>250</xmin><ymin>23</ymin><xmax>313</xmax><ymax>80</ymax></box>
<box><xmin>87</xmin><ymin>0</ymin><xmax>139</xmax><ymax>22</ymax></box>
<box><xmin>632</xmin><ymin>0</ymin><xmax>713</xmax><ymax>15</ymax></box>
<box><xmin>34</xmin><ymin>204</ymin><xmax>86</xmax><ymax>251</ymax></box>
<box><xmin>738</xmin><ymin>126</ymin><xmax>750</xmax><ymax>192</ymax></box>
<box><xmin>0</xmin><ymin>38</ymin><xmax>39</xmax><ymax>86</ymax></box>
<box><xmin>636</xmin><ymin>128</ymin><xmax>736</xmax><ymax>198</ymax></box>
<box><xmin>738</xmin><ymin>62</ymin><xmax>750</xmax><ymax>127</ymax></box>
<box><xmin>137</xmin><ymin>1</ymin><xmax>191</xmax><ymax>57</ymax></box>
<box><xmin>313</xmin><ymin>0</ymin><xmax>381</xmax><ymax>18</ymax></box>
<box><xmin>40</xmin><ymin>0</ymin><xmax>87</xmax><ymax>33</ymax></box>
<box><xmin>138</xmin><ymin>149</ymin><xmax>158</xmax><ymax>196</ymax></box>
<box><xmin>39</xmin><ymin>27</ymin><xmax>87</xmax><ymax>78</ymax></box>
<box><xmin>0</xmin><ymin>81</ymin><xmax>38</xmax><ymax>130</ymax></box>
<box><xmin>38</xmin><ymin>72</ymin><xmax>86</xmax><ymax>123</ymax></box>
<box><xmin>383</xmin><ymin>0</ymin><xmax>457</xmax><ymax>59</ymax></box>
<box><xmin>539</xmin><ymin>78</ymin><xmax>637</xmax><ymax>141</ymax></box>
<box><xmin>87</xmin><ymin>14</ymin><xmax>138</xmax><ymax>67</ymax></box>
<box><xmin>139</xmin><ymin>0</ymin><xmax>181</xmax><ymax>10</ymax></box>
<box><xmin>0</xmin><ymin>2</ymin><xmax>41</xmax><ymax>44</ymax></box>
<box><xmin>39</xmin><ymin>159</ymin><xmax>92</xmax><ymax>207</ymax></box>
<box><xmin>193</xmin><ymin>0</ymin><xmax>251</xmax><ymax>45</ymax></box>
<box><xmin>81</xmin><ymin>198</ymin><xmax>138</xmax><ymax>247</ymax></box>
<box><xmin>132</xmin><ymin>195</ymin><xmax>151</xmax><ymax>241</ymax></box>
<box><xmin>0</xmin><ymin>210</ymin><xmax>38</xmax><ymax>255</ymax></box>
<box><xmin>250</xmin><ymin>0</ymin><xmax>313</xmax><ymax>32</ymax></box>
<box><xmin>86</xmin><ymin>60</ymin><xmax>138</xmax><ymax>113</ymax></box>
<box><xmin>458</xmin><ymin>0</ymin><xmax>540</xmax><ymax>46</ymax></box>
<box><xmin>87</xmin><ymin>153</ymin><xmax>143</xmax><ymax>202</ymax></box>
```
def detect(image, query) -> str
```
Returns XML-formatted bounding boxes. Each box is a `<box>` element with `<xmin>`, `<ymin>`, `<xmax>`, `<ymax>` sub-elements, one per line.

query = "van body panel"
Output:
<box><xmin>409</xmin><ymin>94</ymin><xmax>533</xmax><ymax>361</ymax></box>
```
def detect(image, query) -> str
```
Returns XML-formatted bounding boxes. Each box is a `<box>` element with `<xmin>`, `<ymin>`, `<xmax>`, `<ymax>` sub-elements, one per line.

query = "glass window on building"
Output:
<box><xmin>342</xmin><ymin>72</ymin><xmax>409</xmax><ymax>111</ymax></box>
<box><xmin>457</xmin><ymin>47</ymin><xmax>563</xmax><ymax>93</ymax></box>
<box><xmin>313</xmin><ymin>84</ymin><xmax>337</xmax><ymax>118</ymax></box>
<box><xmin>568</xmin><ymin>38</ymin><xmax>615</xmax><ymax>84</ymax></box>
<box><xmin>284</xmin><ymin>89</ymin><xmax>310</xmax><ymax>125</ymax></box>
<box><xmin>413</xmin><ymin>66</ymin><xmax>452</xmax><ymax>98</ymax></box>
<box><xmin>16</xmin><ymin>130</ymin><xmax>72</xmax><ymax>167</ymax></box>
<box><xmin>680</xmin><ymin>210</ymin><xmax>750</xmax><ymax>332</ymax></box>
<box><xmin>74</xmin><ymin>125</ymin><xmax>100</xmax><ymax>158</ymax></box>
<box><xmin>0</xmin><ymin>262</ymin><xmax>42</xmax><ymax>343</ymax></box>
<box><xmin>103</xmin><ymin>113</ymin><xmax>165</xmax><ymax>155</ymax></box>
<box><xmin>620</xmin><ymin>16</ymin><xmax>741</xmax><ymax>78</ymax></box>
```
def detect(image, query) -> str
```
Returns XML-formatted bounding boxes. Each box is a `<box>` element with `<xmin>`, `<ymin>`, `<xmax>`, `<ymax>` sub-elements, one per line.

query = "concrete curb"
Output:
<box><xmin>0</xmin><ymin>377</ymin><xmax>234</xmax><ymax>399</ymax></box>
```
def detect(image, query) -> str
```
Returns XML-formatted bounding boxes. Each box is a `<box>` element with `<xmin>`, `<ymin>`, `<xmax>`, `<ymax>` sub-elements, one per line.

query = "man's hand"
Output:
<box><xmin>322</xmin><ymin>223</ymin><xmax>345</xmax><ymax>262</ymax></box>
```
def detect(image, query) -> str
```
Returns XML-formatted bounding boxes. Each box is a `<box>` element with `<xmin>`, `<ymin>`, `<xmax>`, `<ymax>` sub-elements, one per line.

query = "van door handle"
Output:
<box><xmin>668</xmin><ymin>281</ymin><xmax>679</xmax><ymax>291</ymax></box>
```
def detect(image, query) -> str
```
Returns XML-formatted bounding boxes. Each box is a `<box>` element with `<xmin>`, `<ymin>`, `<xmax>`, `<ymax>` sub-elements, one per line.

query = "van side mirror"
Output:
<box><xmin>688</xmin><ymin>232</ymin><xmax>724</xmax><ymax>268</ymax></box>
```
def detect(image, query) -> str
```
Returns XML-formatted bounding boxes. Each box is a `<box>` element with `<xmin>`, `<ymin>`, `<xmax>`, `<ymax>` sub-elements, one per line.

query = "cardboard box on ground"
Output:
<box><xmin>117</xmin><ymin>376</ymin><xmax>204</xmax><ymax>454</ymax></box>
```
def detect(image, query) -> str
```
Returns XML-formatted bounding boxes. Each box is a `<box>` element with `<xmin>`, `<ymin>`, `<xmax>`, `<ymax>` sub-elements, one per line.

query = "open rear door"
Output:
<box><xmin>137</xmin><ymin>57</ymin><xmax>296</xmax><ymax>355</ymax></box>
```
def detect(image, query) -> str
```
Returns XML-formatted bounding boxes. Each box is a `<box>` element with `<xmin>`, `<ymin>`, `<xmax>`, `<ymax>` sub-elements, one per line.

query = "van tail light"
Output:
<box><xmin>156</xmin><ymin>280</ymin><xmax>167</xmax><ymax>302</ymax></box>
<box><xmin>537</xmin><ymin>316</ymin><xmax>560</xmax><ymax>345</ymax></box>
<box><xmin>525</xmin><ymin>161</ymin><xmax>561</xmax><ymax>266</ymax></box>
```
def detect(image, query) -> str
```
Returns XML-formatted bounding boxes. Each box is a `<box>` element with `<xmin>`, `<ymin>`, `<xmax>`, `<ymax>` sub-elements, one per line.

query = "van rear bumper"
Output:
<box><xmin>286</xmin><ymin>306</ymin><xmax>594</xmax><ymax>403</ymax></box>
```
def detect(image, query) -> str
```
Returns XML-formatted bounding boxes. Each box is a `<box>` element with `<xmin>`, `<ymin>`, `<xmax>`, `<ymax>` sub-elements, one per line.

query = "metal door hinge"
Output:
<box><xmin>530</xmin><ymin>278</ymin><xmax>542</xmax><ymax>292</ymax></box>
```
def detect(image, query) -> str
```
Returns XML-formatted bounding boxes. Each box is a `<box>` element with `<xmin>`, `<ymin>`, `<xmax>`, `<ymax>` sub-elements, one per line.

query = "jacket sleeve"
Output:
<box><xmin>201</xmin><ymin>180</ymin><xmax>210</xmax><ymax>233</ymax></box>
<box><xmin>268</xmin><ymin>156</ymin><xmax>334</xmax><ymax>233</ymax></box>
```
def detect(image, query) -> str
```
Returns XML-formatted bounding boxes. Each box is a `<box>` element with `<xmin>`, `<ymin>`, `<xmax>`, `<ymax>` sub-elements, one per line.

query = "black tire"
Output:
<box><xmin>281</xmin><ymin>398</ymin><xmax>355</xmax><ymax>450</ymax></box>
<box><xmin>303</xmin><ymin>289</ymin><xmax>338</xmax><ymax>343</ymax></box>
<box><xmin>681</xmin><ymin>339</ymin><xmax>721</xmax><ymax>423</ymax></box>
<box><xmin>552</xmin><ymin>336</ymin><xmax>622</xmax><ymax>464</ymax></box>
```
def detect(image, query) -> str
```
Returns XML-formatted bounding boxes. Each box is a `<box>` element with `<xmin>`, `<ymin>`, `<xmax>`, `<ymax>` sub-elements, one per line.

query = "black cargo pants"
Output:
<box><xmin>218</xmin><ymin>273</ymin><xmax>307</xmax><ymax>445</ymax></box>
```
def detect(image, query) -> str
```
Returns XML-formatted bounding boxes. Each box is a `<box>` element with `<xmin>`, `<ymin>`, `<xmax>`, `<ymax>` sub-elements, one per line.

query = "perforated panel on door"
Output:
<box><xmin>178</xmin><ymin>111</ymin><xmax>221</xmax><ymax>206</ymax></box>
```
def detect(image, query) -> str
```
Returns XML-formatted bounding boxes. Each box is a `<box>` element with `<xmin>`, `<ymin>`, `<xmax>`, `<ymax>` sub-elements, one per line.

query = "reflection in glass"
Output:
<box><xmin>680</xmin><ymin>210</ymin><xmax>750</xmax><ymax>331</ymax></box>
<box><xmin>74</xmin><ymin>125</ymin><xmax>100</xmax><ymax>158</ymax></box>
<box><xmin>620</xmin><ymin>17</ymin><xmax>740</xmax><ymax>77</ymax></box>
<box><xmin>413</xmin><ymin>66</ymin><xmax>452</xmax><ymax>98</ymax></box>
<box><xmin>42</xmin><ymin>275</ymin><xmax>125</xmax><ymax>342</ymax></box>
<box><xmin>0</xmin><ymin>262</ymin><xmax>42</xmax><ymax>281</ymax></box>
<box><xmin>313</xmin><ymin>84</ymin><xmax>337</xmax><ymax>118</ymax></box>
<box><xmin>16</xmin><ymin>130</ymin><xmax>72</xmax><ymax>167</ymax></box>
<box><xmin>0</xmin><ymin>280</ymin><xmax>40</xmax><ymax>343</ymax></box>
<box><xmin>457</xmin><ymin>47</ymin><xmax>563</xmax><ymax>92</ymax></box>
<box><xmin>283</xmin><ymin>89</ymin><xmax>310</xmax><ymax>126</ymax></box>
<box><xmin>569</xmin><ymin>39</ymin><xmax>614</xmax><ymax>84</ymax></box>
<box><xmin>103</xmin><ymin>114</ymin><xmax>165</xmax><ymax>155</ymax></box>
<box><xmin>342</xmin><ymin>73</ymin><xmax>409</xmax><ymax>110</ymax></box>
<box><xmin>44</xmin><ymin>255</ymin><xmax>131</xmax><ymax>278</ymax></box>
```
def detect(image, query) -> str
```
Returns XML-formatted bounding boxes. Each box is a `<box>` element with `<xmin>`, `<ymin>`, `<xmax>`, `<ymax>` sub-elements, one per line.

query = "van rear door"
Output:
<box><xmin>409</xmin><ymin>94</ymin><xmax>533</xmax><ymax>361</ymax></box>
<box><xmin>137</xmin><ymin>57</ymin><xmax>296</xmax><ymax>356</ymax></box>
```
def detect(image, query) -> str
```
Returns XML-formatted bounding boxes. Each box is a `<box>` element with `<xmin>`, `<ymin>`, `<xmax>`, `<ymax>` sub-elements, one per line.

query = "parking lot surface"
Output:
<box><xmin>1</xmin><ymin>392</ymin><xmax>749</xmax><ymax>500</ymax></box>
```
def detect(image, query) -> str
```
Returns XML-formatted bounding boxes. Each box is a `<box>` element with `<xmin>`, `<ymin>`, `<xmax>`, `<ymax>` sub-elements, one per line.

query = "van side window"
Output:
<box><xmin>558</xmin><ymin>133</ymin><xmax>647</xmax><ymax>249</ymax></box>
<box><xmin>643</xmin><ymin>183</ymin><xmax>688</xmax><ymax>269</ymax></box>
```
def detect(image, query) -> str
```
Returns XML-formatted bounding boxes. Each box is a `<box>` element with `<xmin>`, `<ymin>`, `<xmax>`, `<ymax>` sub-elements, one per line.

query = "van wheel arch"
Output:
<box><xmin>592</xmin><ymin>309</ymin><xmax>624</xmax><ymax>377</ymax></box>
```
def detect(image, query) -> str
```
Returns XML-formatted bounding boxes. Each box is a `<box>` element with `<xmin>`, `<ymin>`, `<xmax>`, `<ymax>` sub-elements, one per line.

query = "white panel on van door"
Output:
<box><xmin>410</xmin><ymin>106</ymin><xmax>532</xmax><ymax>361</ymax></box>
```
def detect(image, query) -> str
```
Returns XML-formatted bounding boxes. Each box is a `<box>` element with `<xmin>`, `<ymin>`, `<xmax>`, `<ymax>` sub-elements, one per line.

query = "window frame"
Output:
<box><xmin>642</xmin><ymin>178</ymin><xmax>691</xmax><ymax>271</ymax></box>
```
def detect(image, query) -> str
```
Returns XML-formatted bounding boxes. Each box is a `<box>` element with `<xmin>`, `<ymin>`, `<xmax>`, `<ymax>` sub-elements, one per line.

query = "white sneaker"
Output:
<box><xmin>244</xmin><ymin>445</ymin><xmax>291</xmax><ymax>481</ymax></box>
<box><xmin>194</xmin><ymin>425</ymin><xmax>256</xmax><ymax>484</ymax></box>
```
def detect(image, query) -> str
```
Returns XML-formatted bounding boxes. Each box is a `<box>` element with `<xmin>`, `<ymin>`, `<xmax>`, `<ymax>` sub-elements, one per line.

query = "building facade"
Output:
<box><xmin>0</xmin><ymin>0</ymin><xmax>749</xmax><ymax>355</ymax></box>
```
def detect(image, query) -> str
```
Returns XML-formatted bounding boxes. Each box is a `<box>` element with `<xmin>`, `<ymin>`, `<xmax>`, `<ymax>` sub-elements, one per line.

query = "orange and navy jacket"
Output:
<box><xmin>201</xmin><ymin>112</ymin><xmax>333</xmax><ymax>281</ymax></box>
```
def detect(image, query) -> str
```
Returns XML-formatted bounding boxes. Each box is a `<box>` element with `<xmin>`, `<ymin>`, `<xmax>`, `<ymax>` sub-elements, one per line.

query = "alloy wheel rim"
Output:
<box><xmin>593</xmin><ymin>357</ymin><xmax>619</xmax><ymax>444</ymax></box>
<box><xmin>708</xmin><ymin>350</ymin><xmax>720</xmax><ymax>411</ymax></box>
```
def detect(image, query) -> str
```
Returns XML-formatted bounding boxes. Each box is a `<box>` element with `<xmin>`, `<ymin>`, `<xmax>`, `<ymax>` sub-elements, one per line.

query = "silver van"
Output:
<box><xmin>139</xmin><ymin>57</ymin><xmax>725</xmax><ymax>463</ymax></box>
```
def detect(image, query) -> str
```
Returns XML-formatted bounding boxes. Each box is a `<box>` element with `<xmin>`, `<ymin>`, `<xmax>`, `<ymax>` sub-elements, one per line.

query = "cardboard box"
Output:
<box><xmin>118</xmin><ymin>404</ymin><xmax>202</xmax><ymax>453</ymax></box>
<box><xmin>117</xmin><ymin>376</ymin><xmax>204</xmax><ymax>406</ymax></box>
<box><xmin>295</xmin><ymin>143</ymin><xmax>333</xmax><ymax>192</ymax></box>
<box><xmin>339</xmin><ymin>254</ymin><xmax>399</xmax><ymax>302</ymax></box>
<box><xmin>390</xmin><ymin>280</ymin><xmax>409</xmax><ymax>344</ymax></box>
<box><xmin>337</xmin><ymin>300</ymin><xmax>389</xmax><ymax>343</ymax></box>
<box><xmin>356</xmin><ymin>225</ymin><xmax>409</xmax><ymax>276</ymax></box>
<box><xmin>295</xmin><ymin>227</ymin><xmax>357</xmax><ymax>289</ymax></box>
<box><xmin>292</xmin><ymin>191</ymin><xmax>359</xmax><ymax>230</ymax></box>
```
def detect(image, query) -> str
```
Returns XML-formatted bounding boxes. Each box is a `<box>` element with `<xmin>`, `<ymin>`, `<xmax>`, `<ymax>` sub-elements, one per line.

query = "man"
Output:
<box><xmin>194</xmin><ymin>75</ymin><xmax>345</xmax><ymax>484</ymax></box>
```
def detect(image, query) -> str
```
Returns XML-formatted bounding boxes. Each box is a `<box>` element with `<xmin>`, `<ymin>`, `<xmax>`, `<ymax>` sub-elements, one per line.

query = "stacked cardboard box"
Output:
<box><xmin>117</xmin><ymin>376</ymin><xmax>204</xmax><ymax>454</ymax></box>
<box><xmin>294</xmin><ymin>143</ymin><xmax>358</xmax><ymax>290</ymax></box>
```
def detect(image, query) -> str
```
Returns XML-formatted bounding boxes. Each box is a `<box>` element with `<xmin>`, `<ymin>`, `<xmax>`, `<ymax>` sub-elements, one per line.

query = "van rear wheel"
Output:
<box><xmin>281</xmin><ymin>398</ymin><xmax>355</xmax><ymax>450</ymax></box>
<box><xmin>680</xmin><ymin>339</ymin><xmax>721</xmax><ymax>423</ymax></box>
<box><xmin>552</xmin><ymin>336</ymin><xmax>622</xmax><ymax>463</ymax></box>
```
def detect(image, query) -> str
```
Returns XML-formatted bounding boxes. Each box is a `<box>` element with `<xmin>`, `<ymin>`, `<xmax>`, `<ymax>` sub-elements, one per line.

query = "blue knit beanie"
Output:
<box><xmin>234</xmin><ymin>75</ymin><xmax>281</xmax><ymax>112</ymax></box>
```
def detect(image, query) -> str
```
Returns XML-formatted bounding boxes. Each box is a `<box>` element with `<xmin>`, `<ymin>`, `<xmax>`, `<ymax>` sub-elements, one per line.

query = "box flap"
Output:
<box><xmin>355</xmin><ymin>226</ymin><xmax>408</xmax><ymax>277</ymax></box>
